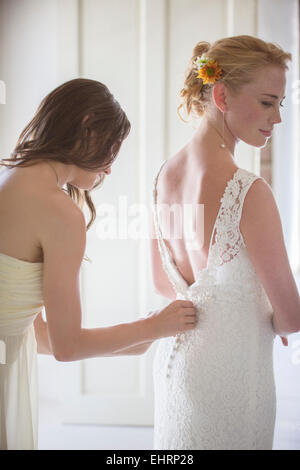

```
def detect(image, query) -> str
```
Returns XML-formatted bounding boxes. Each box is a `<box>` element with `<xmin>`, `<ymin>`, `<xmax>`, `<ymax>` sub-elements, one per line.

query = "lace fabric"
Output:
<box><xmin>152</xmin><ymin>161</ymin><xmax>276</xmax><ymax>450</ymax></box>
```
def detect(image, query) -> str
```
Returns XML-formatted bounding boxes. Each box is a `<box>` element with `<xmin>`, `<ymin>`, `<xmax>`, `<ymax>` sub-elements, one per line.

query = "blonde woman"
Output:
<box><xmin>0</xmin><ymin>78</ymin><xmax>196</xmax><ymax>450</ymax></box>
<box><xmin>151</xmin><ymin>35</ymin><xmax>300</xmax><ymax>450</ymax></box>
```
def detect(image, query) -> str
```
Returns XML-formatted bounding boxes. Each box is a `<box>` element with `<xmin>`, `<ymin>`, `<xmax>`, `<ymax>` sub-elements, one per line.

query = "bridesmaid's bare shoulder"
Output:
<box><xmin>0</xmin><ymin>163</ymin><xmax>85</xmax><ymax>263</ymax></box>
<box><xmin>0</xmin><ymin>162</ymin><xmax>82</xmax><ymax>214</ymax></box>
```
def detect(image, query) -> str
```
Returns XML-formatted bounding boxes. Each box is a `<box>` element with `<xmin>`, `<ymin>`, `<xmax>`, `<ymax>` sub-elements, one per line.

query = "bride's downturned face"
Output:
<box><xmin>225</xmin><ymin>65</ymin><xmax>286</xmax><ymax>147</ymax></box>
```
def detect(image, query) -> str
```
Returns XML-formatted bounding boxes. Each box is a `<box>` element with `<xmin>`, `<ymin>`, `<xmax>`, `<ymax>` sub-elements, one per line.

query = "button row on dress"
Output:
<box><xmin>165</xmin><ymin>289</ymin><xmax>215</xmax><ymax>379</ymax></box>
<box><xmin>166</xmin><ymin>334</ymin><xmax>181</xmax><ymax>378</ymax></box>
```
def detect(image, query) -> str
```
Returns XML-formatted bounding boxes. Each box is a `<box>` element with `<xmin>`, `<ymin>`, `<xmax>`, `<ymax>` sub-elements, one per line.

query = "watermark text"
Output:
<box><xmin>95</xmin><ymin>199</ymin><xmax>204</xmax><ymax>250</ymax></box>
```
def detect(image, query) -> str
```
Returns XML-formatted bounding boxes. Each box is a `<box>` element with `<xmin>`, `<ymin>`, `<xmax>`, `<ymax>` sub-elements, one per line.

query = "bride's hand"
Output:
<box><xmin>148</xmin><ymin>300</ymin><xmax>197</xmax><ymax>339</ymax></box>
<box><xmin>280</xmin><ymin>336</ymin><xmax>288</xmax><ymax>346</ymax></box>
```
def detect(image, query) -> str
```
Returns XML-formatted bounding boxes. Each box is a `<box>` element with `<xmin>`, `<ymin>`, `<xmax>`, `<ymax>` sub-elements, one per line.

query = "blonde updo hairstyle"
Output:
<box><xmin>178</xmin><ymin>35</ymin><xmax>292</xmax><ymax>120</ymax></box>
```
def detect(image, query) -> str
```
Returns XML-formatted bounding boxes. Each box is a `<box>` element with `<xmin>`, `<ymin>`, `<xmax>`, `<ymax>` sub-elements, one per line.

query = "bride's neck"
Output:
<box><xmin>192</xmin><ymin>115</ymin><xmax>237</xmax><ymax>166</ymax></box>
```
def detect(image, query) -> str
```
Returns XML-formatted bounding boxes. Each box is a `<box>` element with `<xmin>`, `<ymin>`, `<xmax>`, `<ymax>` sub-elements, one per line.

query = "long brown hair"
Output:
<box><xmin>0</xmin><ymin>78</ymin><xmax>131</xmax><ymax>234</ymax></box>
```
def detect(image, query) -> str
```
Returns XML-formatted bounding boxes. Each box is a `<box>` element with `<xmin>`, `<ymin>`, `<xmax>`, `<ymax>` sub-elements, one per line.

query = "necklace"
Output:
<box><xmin>207</xmin><ymin>118</ymin><xmax>236</xmax><ymax>162</ymax></box>
<box><xmin>45</xmin><ymin>161</ymin><xmax>59</xmax><ymax>186</ymax></box>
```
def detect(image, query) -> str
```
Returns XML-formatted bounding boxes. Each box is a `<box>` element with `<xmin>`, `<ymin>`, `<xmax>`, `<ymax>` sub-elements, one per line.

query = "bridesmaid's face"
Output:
<box><xmin>72</xmin><ymin>164</ymin><xmax>112</xmax><ymax>191</ymax></box>
<box><xmin>225</xmin><ymin>65</ymin><xmax>286</xmax><ymax>148</ymax></box>
<box><xmin>70</xmin><ymin>132</ymin><xmax>114</xmax><ymax>190</ymax></box>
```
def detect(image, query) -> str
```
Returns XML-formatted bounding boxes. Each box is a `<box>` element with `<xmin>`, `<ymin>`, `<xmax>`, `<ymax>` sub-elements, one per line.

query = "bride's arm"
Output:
<box><xmin>150</xmin><ymin>215</ymin><xmax>177</xmax><ymax>300</ymax></box>
<box><xmin>240</xmin><ymin>179</ymin><xmax>300</xmax><ymax>338</ymax></box>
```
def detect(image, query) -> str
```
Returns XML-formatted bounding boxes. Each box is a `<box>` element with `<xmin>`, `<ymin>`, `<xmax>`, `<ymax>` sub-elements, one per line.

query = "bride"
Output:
<box><xmin>151</xmin><ymin>35</ymin><xmax>300</xmax><ymax>450</ymax></box>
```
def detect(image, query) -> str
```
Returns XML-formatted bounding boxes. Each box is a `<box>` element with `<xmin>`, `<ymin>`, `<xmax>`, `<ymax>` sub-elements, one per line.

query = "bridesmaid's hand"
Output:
<box><xmin>148</xmin><ymin>300</ymin><xmax>197</xmax><ymax>339</ymax></box>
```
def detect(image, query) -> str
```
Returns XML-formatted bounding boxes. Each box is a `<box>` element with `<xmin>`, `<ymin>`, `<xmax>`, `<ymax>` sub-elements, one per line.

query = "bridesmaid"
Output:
<box><xmin>0</xmin><ymin>78</ymin><xmax>196</xmax><ymax>449</ymax></box>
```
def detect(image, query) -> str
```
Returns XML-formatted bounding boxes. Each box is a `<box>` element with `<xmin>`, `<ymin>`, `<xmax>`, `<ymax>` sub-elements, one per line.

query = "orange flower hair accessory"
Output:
<box><xmin>194</xmin><ymin>56</ymin><xmax>223</xmax><ymax>85</ymax></box>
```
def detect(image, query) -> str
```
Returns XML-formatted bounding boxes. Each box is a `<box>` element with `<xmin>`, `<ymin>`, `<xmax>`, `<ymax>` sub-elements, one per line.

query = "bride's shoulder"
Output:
<box><xmin>157</xmin><ymin>147</ymin><xmax>189</xmax><ymax>187</ymax></box>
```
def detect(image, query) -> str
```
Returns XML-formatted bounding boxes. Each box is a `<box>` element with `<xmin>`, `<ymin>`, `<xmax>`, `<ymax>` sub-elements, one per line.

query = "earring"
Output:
<box><xmin>220</xmin><ymin>112</ymin><xmax>226</xmax><ymax>149</ymax></box>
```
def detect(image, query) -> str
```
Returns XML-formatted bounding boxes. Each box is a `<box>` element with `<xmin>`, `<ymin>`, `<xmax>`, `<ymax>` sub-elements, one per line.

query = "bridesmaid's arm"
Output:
<box><xmin>33</xmin><ymin>313</ymin><xmax>153</xmax><ymax>356</ymax></box>
<box><xmin>34</xmin><ymin>311</ymin><xmax>53</xmax><ymax>355</ymax></box>
<box><xmin>32</xmin><ymin>313</ymin><xmax>151</xmax><ymax>356</ymax></box>
<box><xmin>107</xmin><ymin>340</ymin><xmax>154</xmax><ymax>356</ymax></box>
<box><xmin>34</xmin><ymin>310</ymin><xmax>153</xmax><ymax>356</ymax></box>
<box><xmin>106</xmin><ymin>310</ymin><xmax>159</xmax><ymax>356</ymax></box>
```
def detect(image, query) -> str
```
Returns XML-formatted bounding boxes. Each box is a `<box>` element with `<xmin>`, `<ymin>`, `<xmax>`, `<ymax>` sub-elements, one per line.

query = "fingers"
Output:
<box><xmin>167</xmin><ymin>299</ymin><xmax>198</xmax><ymax>334</ymax></box>
<box><xmin>185</xmin><ymin>321</ymin><xmax>197</xmax><ymax>330</ymax></box>
<box><xmin>181</xmin><ymin>304</ymin><xmax>197</xmax><ymax>328</ymax></box>
<box><xmin>184</xmin><ymin>316</ymin><xmax>197</xmax><ymax>323</ymax></box>
<box><xmin>176</xmin><ymin>300</ymin><xmax>194</xmax><ymax>308</ymax></box>
<box><xmin>182</xmin><ymin>308</ymin><xmax>196</xmax><ymax>315</ymax></box>
<box><xmin>183</xmin><ymin>312</ymin><xmax>198</xmax><ymax>325</ymax></box>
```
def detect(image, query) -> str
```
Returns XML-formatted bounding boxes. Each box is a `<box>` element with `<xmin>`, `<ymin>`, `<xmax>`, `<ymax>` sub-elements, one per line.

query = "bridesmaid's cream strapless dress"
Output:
<box><xmin>0</xmin><ymin>253</ymin><xmax>43</xmax><ymax>450</ymax></box>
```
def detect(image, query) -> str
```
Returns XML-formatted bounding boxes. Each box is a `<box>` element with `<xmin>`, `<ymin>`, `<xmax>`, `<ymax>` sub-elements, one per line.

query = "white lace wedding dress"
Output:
<box><xmin>152</xmin><ymin>162</ymin><xmax>276</xmax><ymax>450</ymax></box>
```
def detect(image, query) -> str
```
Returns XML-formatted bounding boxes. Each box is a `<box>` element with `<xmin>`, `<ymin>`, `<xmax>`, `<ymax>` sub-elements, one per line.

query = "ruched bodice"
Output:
<box><xmin>0</xmin><ymin>253</ymin><xmax>44</xmax><ymax>450</ymax></box>
<box><xmin>152</xmin><ymin>162</ymin><xmax>276</xmax><ymax>450</ymax></box>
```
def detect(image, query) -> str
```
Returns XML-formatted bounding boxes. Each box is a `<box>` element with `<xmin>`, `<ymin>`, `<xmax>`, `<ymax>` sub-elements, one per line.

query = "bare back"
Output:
<box><xmin>156</xmin><ymin>147</ymin><xmax>238</xmax><ymax>286</ymax></box>
<box><xmin>0</xmin><ymin>162</ymin><xmax>75</xmax><ymax>264</ymax></box>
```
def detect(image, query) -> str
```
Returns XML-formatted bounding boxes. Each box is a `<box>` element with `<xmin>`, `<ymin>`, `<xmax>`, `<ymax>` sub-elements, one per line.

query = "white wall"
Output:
<box><xmin>0</xmin><ymin>0</ymin><xmax>58</xmax><ymax>159</ymax></box>
<box><xmin>258</xmin><ymin>0</ymin><xmax>300</xmax><ymax>274</ymax></box>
